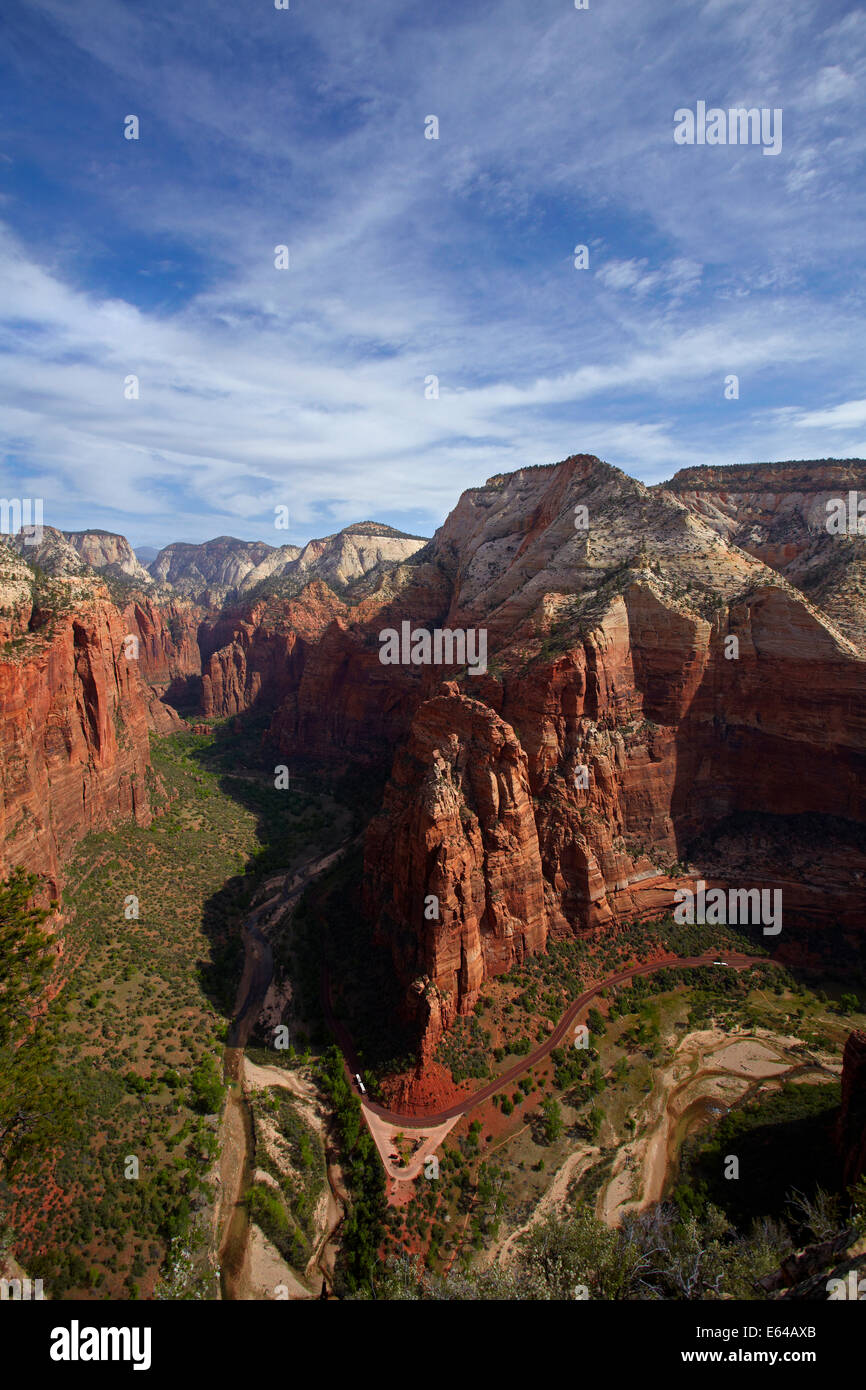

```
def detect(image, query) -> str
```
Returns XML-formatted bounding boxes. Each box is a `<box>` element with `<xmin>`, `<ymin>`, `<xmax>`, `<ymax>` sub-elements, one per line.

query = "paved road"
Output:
<box><xmin>324</xmin><ymin>952</ymin><xmax>777</xmax><ymax>1128</ymax></box>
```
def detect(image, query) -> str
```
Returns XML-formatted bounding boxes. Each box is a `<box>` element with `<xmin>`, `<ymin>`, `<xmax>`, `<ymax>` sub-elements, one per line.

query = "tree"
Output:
<box><xmin>0</xmin><ymin>869</ymin><xmax>53</xmax><ymax>1045</ymax></box>
<box><xmin>587</xmin><ymin>1007</ymin><xmax>606</xmax><ymax>1037</ymax></box>
<box><xmin>189</xmin><ymin>1056</ymin><xmax>223</xmax><ymax>1114</ymax></box>
<box><xmin>542</xmin><ymin>1098</ymin><xmax>563</xmax><ymax>1144</ymax></box>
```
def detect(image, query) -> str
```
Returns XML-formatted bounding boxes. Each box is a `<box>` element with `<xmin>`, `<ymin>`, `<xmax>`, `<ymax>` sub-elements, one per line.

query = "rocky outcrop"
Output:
<box><xmin>63</xmin><ymin>530</ymin><xmax>153</xmax><ymax>585</ymax></box>
<box><xmin>282</xmin><ymin>522</ymin><xmax>428</xmax><ymax>590</ymax></box>
<box><xmin>837</xmin><ymin>1030</ymin><xmax>866</xmax><ymax>1188</ymax></box>
<box><xmin>7</xmin><ymin>526</ymin><xmax>87</xmax><ymax>578</ymax></box>
<box><xmin>0</xmin><ymin>571</ymin><xmax>156</xmax><ymax>896</ymax></box>
<box><xmin>665</xmin><ymin>460</ymin><xmax>866</xmax><ymax>654</ymax></box>
<box><xmin>8</xmin><ymin>526</ymin><xmax>153</xmax><ymax>586</ymax></box>
<box><xmin>148</xmin><ymin>522</ymin><xmax>427</xmax><ymax>607</ymax></box>
<box><xmin>363</xmin><ymin>686</ymin><xmax>548</xmax><ymax>1056</ymax></box>
<box><xmin>351</xmin><ymin>457</ymin><xmax>866</xmax><ymax>1057</ymax></box>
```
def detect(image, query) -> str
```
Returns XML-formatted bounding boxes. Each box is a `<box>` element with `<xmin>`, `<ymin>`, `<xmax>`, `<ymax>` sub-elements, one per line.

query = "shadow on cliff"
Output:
<box><xmin>654</xmin><ymin>590</ymin><xmax>866</xmax><ymax>983</ymax></box>
<box><xmin>183</xmin><ymin>709</ymin><xmax>407</xmax><ymax>1063</ymax></box>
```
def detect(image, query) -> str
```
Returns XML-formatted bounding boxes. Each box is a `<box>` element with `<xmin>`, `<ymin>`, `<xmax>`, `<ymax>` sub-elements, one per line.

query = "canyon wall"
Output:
<box><xmin>7</xmin><ymin>457</ymin><xmax>862</xmax><ymax>1065</ymax></box>
<box><xmin>356</xmin><ymin>458</ymin><xmax>866</xmax><ymax>1054</ymax></box>
<box><xmin>0</xmin><ymin>564</ymin><xmax>157</xmax><ymax>896</ymax></box>
<box><xmin>182</xmin><ymin>457</ymin><xmax>866</xmax><ymax>1058</ymax></box>
<box><xmin>363</xmin><ymin>685</ymin><xmax>548</xmax><ymax>1057</ymax></box>
<box><xmin>123</xmin><ymin>595</ymin><xmax>204</xmax><ymax>722</ymax></box>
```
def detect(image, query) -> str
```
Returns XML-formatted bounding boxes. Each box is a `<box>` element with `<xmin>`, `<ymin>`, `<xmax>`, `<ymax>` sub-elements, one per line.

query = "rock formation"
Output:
<box><xmin>4</xmin><ymin>455</ymin><xmax>866</xmax><ymax>1068</ymax></box>
<box><xmin>0</xmin><ymin>550</ymin><xmax>156</xmax><ymax>896</ymax></box>
<box><xmin>348</xmin><ymin>457</ymin><xmax>866</xmax><ymax>1055</ymax></box>
<box><xmin>148</xmin><ymin>522</ymin><xmax>427</xmax><ymax>606</ymax></box>
<box><xmin>122</xmin><ymin>595</ymin><xmax>205</xmax><ymax>720</ymax></box>
<box><xmin>665</xmin><ymin>460</ymin><xmax>866</xmax><ymax>654</ymax></box>
<box><xmin>63</xmin><ymin>530</ymin><xmax>154</xmax><ymax>586</ymax></box>
<box><xmin>363</xmin><ymin>685</ymin><xmax>548</xmax><ymax>1056</ymax></box>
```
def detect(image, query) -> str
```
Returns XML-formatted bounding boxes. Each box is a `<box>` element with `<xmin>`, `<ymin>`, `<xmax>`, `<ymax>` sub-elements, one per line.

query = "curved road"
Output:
<box><xmin>324</xmin><ymin>952</ymin><xmax>778</xmax><ymax>1127</ymax></box>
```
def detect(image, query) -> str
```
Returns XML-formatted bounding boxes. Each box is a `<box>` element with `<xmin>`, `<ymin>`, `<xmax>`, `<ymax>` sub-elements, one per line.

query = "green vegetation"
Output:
<box><xmin>0</xmin><ymin>867</ymin><xmax>54</xmax><ymax>1045</ymax></box>
<box><xmin>674</xmin><ymin>1081</ymin><xmax>843</xmax><ymax>1230</ymax></box>
<box><xmin>319</xmin><ymin>1047</ymin><xmax>386</xmax><ymax>1292</ymax></box>
<box><xmin>0</xmin><ymin>723</ymin><xmax>350</xmax><ymax>1298</ymax></box>
<box><xmin>435</xmin><ymin>1014</ymin><xmax>491</xmax><ymax>1082</ymax></box>
<box><xmin>357</xmin><ymin>1170</ymin><xmax>866</xmax><ymax>1301</ymax></box>
<box><xmin>541</xmin><ymin>1097</ymin><xmax>563</xmax><ymax>1143</ymax></box>
<box><xmin>248</xmin><ymin>1087</ymin><xmax>326</xmax><ymax>1269</ymax></box>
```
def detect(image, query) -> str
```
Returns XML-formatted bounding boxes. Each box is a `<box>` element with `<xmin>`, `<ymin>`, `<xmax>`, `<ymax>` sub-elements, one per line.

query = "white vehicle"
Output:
<box><xmin>354</xmin><ymin>1073</ymin><xmax>366</xmax><ymax>1094</ymax></box>
<box><xmin>712</xmin><ymin>959</ymin><xmax>728</xmax><ymax>966</ymax></box>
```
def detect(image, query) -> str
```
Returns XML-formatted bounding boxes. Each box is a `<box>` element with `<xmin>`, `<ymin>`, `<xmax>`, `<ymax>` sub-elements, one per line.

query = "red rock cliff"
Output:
<box><xmin>357</xmin><ymin>458</ymin><xmax>866</xmax><ymax>1055</ymax></box>
<box><xmin>363</xmin><ymin>686</ymin><xmax>548</xmax><ymax>1056</ymax></box>
<box><xmin>0</xmin><ymin>571</ymin><xmax>156</xmax><ymax>896</ymax></box>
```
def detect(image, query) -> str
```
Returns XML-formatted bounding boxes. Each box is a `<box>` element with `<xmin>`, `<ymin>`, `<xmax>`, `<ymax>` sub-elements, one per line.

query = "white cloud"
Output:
<box><xmin>1</xmin><ymin>0</ymin><xmax>865</xmax><ymax>543</ymax></box>
<box><xmin>811</xmin><ymin>65</ymin><xmax>857</xmax><ymax>105</ymax></box>
<box><xmin>790</xmin><ymin>399</ymin><xmax>866</xmax><ymax>430</ymax></box>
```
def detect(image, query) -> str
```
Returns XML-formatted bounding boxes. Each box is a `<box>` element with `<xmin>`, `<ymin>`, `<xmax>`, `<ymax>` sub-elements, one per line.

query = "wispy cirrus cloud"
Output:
<box><xmin>0</xmin><ymin>0</ymin><xmax>864</xmax><ymax>545</ymax></box>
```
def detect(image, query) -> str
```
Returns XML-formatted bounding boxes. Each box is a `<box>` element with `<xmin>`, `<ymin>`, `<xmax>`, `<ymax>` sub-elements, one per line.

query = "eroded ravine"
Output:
<box><xmin>218</xmin><ymin>847</ymin><xmax>351</xmax><ymax>1300</ymax></box>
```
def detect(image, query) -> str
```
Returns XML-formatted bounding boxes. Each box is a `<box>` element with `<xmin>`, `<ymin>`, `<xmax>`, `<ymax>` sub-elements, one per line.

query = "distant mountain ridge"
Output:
<box><xmin>7</xmin><ymin>520</ymin><xmax>429</xmax><ymax>606</ymax></box>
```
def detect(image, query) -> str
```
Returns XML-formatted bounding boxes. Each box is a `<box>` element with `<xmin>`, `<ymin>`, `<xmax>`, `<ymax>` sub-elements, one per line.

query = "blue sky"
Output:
<box><xmin>1</xmin><ymin>0</ymin><xmax>865</xmax><ymax>548</ymax></box>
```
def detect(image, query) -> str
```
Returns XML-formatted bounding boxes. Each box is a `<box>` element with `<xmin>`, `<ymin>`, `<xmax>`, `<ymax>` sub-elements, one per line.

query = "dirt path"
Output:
<box><xmin>218</xmin><ymin>842</ymin><xmax>352</xmax><ymax>1300</ymax></box>
<box><xmin>484</xmin><ymin>1145</ymin><xmax>601</xmax><ymax>1270</ymax></box>
<box><xmin>217</xmin><ymin>1081</ymin><xmax>254</xmax><ymax>1299</ymax></box>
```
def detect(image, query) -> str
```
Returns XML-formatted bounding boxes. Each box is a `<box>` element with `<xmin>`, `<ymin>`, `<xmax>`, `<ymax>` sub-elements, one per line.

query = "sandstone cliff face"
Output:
<box><xmin>148</xmin><ymin>522</ymin><xmax>427</xmax><ymax>607</ymax></box>
<box><xmin>836</xmin><ymin>1030</ymin><xmax>866</xmax><ymax>1188</ymax></box>
<box><xmin>665</xmin><ymin>461</ymin><xmax>866</xmax><ymax>655</ymax></box>
<box><xmin>353</xmin><ymin>457</ymin><xmax>866</xmax><ymax>1056</ymax></box>
<box><xmin>123</xmin><ymin>595</ymin><xmax>204</xmax><ymax>723</ymax></box>
<box><xmin>363</xmin><ymin>686</ymin><xmax>547</xmax><ymax>1055</ymax></box>
<box><xmin>198</xmin><ymin>582</ymin><xmax>348</xmax><ymax>720</ymax></box>
<box><xmin>63</xmin><ymin>530</ymin><xmax>153</xmax><ymax>585</ymax></box>
<box><xmin>0</xmin><ymin>568</ymin><xmax>156</xmax><ymax>895</ymax></box>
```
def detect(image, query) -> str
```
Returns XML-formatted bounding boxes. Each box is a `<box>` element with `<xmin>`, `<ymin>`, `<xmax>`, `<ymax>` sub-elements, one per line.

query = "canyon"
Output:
<box><xmin>3</xmin><ymin>455</ymin><xmax>865</xmax><ymax>1057</ymax></box>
